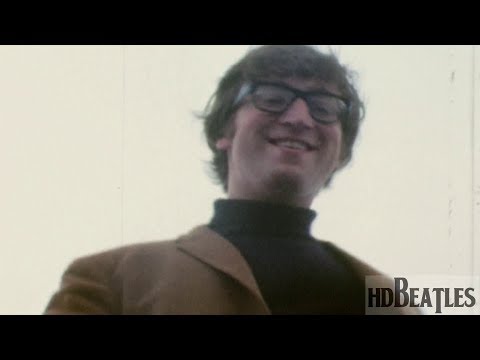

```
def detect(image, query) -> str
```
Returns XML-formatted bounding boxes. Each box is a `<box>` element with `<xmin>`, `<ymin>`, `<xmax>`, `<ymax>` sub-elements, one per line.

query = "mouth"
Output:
<box><xmin>267</xmin><ymin>137</ymin><xmax>318</xmax><ymax>152</ymax></box>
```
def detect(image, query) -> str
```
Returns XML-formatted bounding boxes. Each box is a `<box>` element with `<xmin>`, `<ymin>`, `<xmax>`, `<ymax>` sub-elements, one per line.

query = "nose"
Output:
<box><xmin>277</xmin><ymin>98</ymin><xmax>315</xmax><ymax>128</ymax></box>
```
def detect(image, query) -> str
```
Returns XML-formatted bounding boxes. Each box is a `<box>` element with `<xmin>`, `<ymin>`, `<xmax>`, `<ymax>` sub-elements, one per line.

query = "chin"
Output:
<box><xmin>266</xmin><ymin>169</ymin><xmax>305</xmax><ymax>194</ymax></box>
<box><xmin>266</xmin><ymin>167</ymin><xmax>325</xmax><ymax>199</ymax></box>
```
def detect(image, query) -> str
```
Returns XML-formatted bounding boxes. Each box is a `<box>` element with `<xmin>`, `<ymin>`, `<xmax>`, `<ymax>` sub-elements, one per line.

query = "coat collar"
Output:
<box><xmin>175</xmin><ymin>225</ymin><xmax>418</xmax><ymax>315</ymax></box>
<box><xmin>176</xmin><ymin>225</ymin><xmax>271</xmax><ymax>314</ymax></box>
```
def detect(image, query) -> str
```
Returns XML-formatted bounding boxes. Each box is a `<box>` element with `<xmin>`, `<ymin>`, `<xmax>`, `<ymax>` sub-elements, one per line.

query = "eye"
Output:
<box><xmin>262</xmin><ymin>93</ymin><xmax>289</xmax><ymax>107</ymax></box>
<box><xmin>310</xmin><ymin>103</ymin><xmax>331</xmax><ymax>115</ymax></box>
<box><xmin>310</xmin><ymin>99</ymin><xmax>335</xmax><ymax>116</ymax></box>
<box><xmin>254</xmin><ymin>85</ymin><xmax>293</xmax><ymax>111</ymax></box>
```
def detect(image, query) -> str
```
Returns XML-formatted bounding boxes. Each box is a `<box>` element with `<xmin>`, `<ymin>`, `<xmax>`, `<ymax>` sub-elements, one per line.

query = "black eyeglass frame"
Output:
<box><xmin>233</xmin><ymin>81</ymin><xmax>350</xmax><ymax>125</ymax></box>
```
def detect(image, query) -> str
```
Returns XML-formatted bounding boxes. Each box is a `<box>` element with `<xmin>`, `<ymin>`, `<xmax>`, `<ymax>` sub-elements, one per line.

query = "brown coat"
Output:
<box><xmin>44</xmin><ymin>225</ymin><xmax>417</xmax><ymax>315</ymax></box>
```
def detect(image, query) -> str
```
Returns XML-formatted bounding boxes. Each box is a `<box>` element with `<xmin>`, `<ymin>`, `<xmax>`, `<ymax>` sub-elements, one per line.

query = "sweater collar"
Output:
<box><xmin>209</xmin><ymin>199</ymin><xmax>316</xmax><ymax>237</ymax></box>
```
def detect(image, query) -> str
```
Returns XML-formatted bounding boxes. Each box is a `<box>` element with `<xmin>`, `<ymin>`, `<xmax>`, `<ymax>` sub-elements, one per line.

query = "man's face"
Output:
<box><xmin>216</xmin><ymin>78</ymin><xmax>344</xmax><ymax>208</ymax></box>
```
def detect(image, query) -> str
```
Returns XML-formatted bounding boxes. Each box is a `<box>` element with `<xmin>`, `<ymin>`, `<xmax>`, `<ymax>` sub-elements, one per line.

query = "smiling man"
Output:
<box><xmin>45</xmin><ymin>45</ymin><xmax>408</xmax><ymax>315</ymax></box>
<box><xmin>219</xmin><ymin>78</ymin><xmax>345</xmax><ymax>208</ymax></box>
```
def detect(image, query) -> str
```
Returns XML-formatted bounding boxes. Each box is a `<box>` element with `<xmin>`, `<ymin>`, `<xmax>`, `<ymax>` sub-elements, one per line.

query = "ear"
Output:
<box><xmin>215</xmin><ymin>137</ymin><xmax>232</xmax><ymax>151</ymax></box>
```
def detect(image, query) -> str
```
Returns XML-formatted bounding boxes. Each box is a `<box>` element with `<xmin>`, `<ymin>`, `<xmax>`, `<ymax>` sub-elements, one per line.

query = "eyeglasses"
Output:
<box><xmin>234</xmin><ymin>82</ymin><xmax>349</xmax><ymax>125</ymax></box>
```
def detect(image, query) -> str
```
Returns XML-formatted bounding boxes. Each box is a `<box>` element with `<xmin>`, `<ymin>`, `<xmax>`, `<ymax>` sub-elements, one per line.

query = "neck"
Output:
<box><xmin>227</xmin><ymin>172</ymin><xmax>319</xmax><ymax>209</ymax></box>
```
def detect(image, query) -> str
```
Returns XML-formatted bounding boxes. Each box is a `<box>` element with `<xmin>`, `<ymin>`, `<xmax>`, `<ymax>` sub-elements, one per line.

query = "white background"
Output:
<box><xmin>0</xmin><ymin>45</ymin><xmax>478</xmax><ymax>314</ymax></box>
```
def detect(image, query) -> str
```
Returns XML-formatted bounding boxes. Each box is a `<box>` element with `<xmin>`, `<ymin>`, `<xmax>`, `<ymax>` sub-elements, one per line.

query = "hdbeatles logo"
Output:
<box><xmin>365</xmin><ymin>275</ymin><xmax>480</xmax><ymax>315</ymax></box>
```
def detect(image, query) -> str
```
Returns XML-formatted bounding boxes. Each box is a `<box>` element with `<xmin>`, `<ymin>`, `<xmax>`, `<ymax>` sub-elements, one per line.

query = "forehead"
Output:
<box><xmin>261</xmin><ymin>77</ymin><xmax>342</xmax><ymax>97</ymax></box>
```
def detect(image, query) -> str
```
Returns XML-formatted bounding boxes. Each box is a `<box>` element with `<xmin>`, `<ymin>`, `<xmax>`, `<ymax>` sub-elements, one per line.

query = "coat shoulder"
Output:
<box><xmin>44</xmin><ymin>233</ymin><xmax>193</xmax><ymax>315</ymax></box>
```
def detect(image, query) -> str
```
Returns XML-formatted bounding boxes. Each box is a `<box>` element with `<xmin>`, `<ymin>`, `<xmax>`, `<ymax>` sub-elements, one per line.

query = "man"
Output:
<box><xmin>44</xmin><ymin>45</ymin><xmax>407</xmax><ymax>315</ymax></box>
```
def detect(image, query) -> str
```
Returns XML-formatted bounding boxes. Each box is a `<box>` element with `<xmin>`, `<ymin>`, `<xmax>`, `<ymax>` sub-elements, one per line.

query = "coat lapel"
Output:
<box><xmin>324</xmin><ymin>242</ymin><xmax>421</xmax><ymax>315</ymax></box>
<box><xmin>176</xmin><ymin>225</ymin><xmax>270</xmax><ymax>313</ymax></box>
<box><xmin>176</xmin><ymin>225</ymin><xmax>418</xmax><ymax>315</ymax></box>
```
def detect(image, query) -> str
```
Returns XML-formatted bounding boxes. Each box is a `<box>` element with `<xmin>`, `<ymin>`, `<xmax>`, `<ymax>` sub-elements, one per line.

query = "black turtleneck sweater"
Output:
<box><xmin>208</xmin><ymin>199</ymin><xmax>365</xmax><ymax>315</ymax></box>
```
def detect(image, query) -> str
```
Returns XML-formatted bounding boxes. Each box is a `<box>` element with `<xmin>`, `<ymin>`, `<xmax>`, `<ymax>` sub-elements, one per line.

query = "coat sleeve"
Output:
<box><xmin>44</xmin><ymin>252</ymin><xmax>121</xmax><ymax>315</ymax></box>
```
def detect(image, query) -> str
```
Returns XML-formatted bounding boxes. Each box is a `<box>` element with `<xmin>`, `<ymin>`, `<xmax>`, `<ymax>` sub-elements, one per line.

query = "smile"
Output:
<box><xmin>267</xmin><ymin>138</ymin><xmax>317</xmax><ymax>151</ymax></box>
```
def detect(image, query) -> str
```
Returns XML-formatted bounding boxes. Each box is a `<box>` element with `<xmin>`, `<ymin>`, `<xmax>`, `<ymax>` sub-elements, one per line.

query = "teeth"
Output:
<box><xmin>275</xmin><ymin>140</ymin><xmax>309</xmax><ymax>150</ymax></box>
